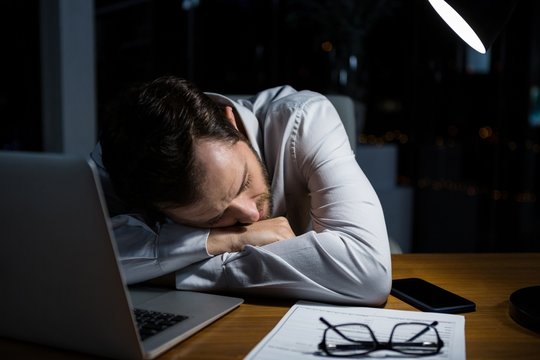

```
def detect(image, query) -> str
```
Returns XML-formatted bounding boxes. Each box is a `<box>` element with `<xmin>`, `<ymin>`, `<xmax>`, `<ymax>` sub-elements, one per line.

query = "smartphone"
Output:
<box><xmin>391</xmin><ymin>278</ymin><xmax>476</xmax><ymax>314</ymax></box>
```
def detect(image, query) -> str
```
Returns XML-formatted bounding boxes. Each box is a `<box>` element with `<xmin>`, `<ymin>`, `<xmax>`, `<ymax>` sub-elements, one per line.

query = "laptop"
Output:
<box><xmin>0</xmin><ymin>151</ymin><xmax>243</xmax><ymax>359</ymax></box>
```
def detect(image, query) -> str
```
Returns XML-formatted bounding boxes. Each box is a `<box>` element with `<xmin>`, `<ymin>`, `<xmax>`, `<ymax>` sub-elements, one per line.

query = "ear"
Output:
<box><xmin>223</xmin><ymin>106</ymin><xmax>247</xmax><ymax>137</ymax></box>
<box><xmin>223</xmin><ymin>106</ymin><xmax>238</xmax><ymax>129</ymax></box>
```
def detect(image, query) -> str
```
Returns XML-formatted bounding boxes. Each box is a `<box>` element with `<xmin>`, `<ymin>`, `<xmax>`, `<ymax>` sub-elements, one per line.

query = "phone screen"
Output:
<box><xmin>391</xmin><ymin>278</ymin><xmax>476</xmax><ymax>313</ymax></box>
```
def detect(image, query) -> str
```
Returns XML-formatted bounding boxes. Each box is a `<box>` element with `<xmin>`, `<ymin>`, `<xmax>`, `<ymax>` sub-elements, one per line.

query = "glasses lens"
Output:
<box><xmin>324</xmin><ymin>324</ymin><xmax>376</xmax><ymax>356</ymax></box>
<box><xmin>390</xmin><ymin>323</ymin><xmax>441</xmax><ymax>355</ymax></box>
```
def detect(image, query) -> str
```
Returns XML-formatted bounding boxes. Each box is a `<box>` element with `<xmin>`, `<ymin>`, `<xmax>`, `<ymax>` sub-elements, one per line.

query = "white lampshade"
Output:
<box><xmin>427</xmin><ymin>0</ymin><xmax>518</xmax><ymax>54</ymax></box>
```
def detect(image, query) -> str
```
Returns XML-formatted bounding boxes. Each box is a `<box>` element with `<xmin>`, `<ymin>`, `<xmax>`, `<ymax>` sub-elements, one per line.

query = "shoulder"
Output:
<box><xmin>246</xmin><ymin>86</ymin><xmax>330</xmax><ymax>117</ymax></box>
<box><xmin>260</xmin><ymin>89</ymin><xmax>347</xmax><ymax>161</ymax></box>
<box><xmin>264</xmin><ymin>86</ymin><xmax>329</xmax><ymax>112</ymax></box>
<box><xmin>257</xmin><ymin>87</ymin><xmax>339</xmax><ymax>137</ymax></box>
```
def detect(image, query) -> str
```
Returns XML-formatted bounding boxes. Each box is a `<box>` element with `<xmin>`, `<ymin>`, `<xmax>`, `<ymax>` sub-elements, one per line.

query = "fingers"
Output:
<box><xmin>207</xmin><ymin>217</ymin><xmax>295</xmax><ymax>255</ymax></box>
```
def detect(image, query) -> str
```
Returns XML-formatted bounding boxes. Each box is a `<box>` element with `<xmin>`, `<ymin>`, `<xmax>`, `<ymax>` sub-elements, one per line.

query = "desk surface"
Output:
<box><xmin>3</xmin><ymin>253</ymin><xmax>540</xmax><ymax>359</ymax></box>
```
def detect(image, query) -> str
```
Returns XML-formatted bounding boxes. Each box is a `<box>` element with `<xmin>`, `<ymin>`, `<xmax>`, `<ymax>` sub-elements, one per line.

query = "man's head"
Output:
<box><xmin>101</xmin><ymin>76</ymin><xmax>272</xmax><ymax>227</ymax></box>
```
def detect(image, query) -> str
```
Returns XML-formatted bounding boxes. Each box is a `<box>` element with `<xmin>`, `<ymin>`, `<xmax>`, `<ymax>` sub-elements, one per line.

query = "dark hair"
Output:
<box><xmin>100</xmin><ymin>76</ymin><xmax>242</xmax><ymax>213</ymax></box>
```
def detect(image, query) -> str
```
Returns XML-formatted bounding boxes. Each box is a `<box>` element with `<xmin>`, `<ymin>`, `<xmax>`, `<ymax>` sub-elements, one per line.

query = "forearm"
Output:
<box><xmin>175</xmin><ymin>231</ymin><xmax>391</xmax><ymax>306</ymax></box>
<box><xmin>115</xmin><ymin>215</ymin><xmax>294</xmax><ymax>285</ymax></box>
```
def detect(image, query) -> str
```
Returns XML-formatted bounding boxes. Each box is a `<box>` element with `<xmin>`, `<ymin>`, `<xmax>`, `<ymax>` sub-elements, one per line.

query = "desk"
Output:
<box><xmin>3</xmin><ymin>253</ymin><xmax>540</xmax><ymax>359</ymax></box>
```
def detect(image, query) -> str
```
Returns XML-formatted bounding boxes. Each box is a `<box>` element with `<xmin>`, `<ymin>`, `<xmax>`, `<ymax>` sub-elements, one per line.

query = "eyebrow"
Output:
<box><xmin>206</xmin><ymin>163</ymin><xmax>249</xmax><ymax>226</ymax></box>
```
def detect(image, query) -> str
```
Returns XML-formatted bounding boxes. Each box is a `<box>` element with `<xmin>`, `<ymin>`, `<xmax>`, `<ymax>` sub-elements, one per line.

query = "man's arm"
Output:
<box><xmin>106</xmin><ymin>213</ymin><xmax>294</xmax><ymax>285</ymax></box>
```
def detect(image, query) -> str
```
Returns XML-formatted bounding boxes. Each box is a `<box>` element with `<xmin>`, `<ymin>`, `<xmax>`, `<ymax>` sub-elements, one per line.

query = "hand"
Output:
<box><xmin>206</xmin><ymin>216</ymin><xmax>295</xmax><ymax>255</ymax></box>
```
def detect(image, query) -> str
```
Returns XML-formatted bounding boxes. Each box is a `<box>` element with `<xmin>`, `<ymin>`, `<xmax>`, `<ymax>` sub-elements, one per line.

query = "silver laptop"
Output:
<box><xmin>0</xmin><ymin>151</ymin><xmax>243</xmax><ymax>359</ymax></box>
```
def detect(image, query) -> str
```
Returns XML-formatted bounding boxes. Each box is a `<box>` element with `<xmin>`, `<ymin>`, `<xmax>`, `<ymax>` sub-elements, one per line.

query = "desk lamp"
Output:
<box><xmin>426</xmin><ymin>0</ymin><xmax>540</xmax><ymax>333</ymax></box>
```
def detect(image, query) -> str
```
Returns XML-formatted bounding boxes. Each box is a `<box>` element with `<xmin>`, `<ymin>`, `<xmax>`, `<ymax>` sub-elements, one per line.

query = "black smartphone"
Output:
<box><xmin>391</xmin><ymin>278</ymin><xmax>476</xmax><ymax>313</ymax></box>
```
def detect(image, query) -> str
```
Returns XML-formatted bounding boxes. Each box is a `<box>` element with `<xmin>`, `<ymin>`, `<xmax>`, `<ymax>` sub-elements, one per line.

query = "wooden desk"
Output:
<box><xmin>3</xmin><ymin>253</ymin><xmax>540</xmax><ymax>359</ymax></box>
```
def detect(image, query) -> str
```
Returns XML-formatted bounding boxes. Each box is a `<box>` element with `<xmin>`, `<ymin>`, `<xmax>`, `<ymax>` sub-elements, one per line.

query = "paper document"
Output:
<box><xmin>245</xmin><ymin>301</ymin><xmax>466</xmax><ymax>360</ymax></box>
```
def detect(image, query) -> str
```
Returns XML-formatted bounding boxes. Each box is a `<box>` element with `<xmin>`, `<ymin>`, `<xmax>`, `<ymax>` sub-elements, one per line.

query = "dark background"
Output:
<box><xmin>1</xmin><ymin>0</ymin><xmax>539</xmax><ymax>252</ymax></box>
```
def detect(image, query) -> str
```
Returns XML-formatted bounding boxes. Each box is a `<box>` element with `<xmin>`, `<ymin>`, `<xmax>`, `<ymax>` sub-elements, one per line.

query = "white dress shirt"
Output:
<box><xmin>90</xmin><ymin>85</ymin><xmax>391</xmax><ymax>305</ymax></box>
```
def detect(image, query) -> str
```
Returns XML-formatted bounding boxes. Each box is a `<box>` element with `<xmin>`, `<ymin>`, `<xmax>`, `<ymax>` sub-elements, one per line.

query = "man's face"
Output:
<box><xmin>163</xmin><ymin>139</ymin><xmax>273</xmax><ymax>228</ymax></box>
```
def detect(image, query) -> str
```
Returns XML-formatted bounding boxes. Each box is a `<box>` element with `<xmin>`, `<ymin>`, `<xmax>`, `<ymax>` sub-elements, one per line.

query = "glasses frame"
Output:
<box><xmin>318</xmin><ymin>317</ymin><xmax>444</xmax><ymax>357</ymax></box>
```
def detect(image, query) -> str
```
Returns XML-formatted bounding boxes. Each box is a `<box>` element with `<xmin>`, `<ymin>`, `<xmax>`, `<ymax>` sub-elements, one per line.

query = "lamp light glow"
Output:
<box><xmin>427</xmin><ymin>0</ymin><xmax>518</xmax><ymax>54</ymax></box>
<box><xmin>428</xmin><ymin>0</ymin><xmax>486</xmax><ymax>53</ymax></box>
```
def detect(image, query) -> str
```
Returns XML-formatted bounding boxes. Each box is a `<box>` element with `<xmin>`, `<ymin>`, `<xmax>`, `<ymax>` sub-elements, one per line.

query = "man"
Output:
<box><xmin>90</xmin><ymin>75</ymin><xmax>391</xmax><ymax>305</ymax></box>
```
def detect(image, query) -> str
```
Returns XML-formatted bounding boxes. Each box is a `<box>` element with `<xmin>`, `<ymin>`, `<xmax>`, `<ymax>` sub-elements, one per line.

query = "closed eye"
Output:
<box><xmin>239</xmin><ymin>173</ymin><xmax>252</xmax><ymax>193</ymax></box>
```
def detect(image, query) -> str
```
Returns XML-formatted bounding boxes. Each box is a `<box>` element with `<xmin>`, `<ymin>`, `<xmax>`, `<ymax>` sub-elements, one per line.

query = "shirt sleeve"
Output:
<box><xmin>173</xmin><ymin>92</ymin><xmax>392</xmax><ymax>306</ymax></box>
<box><xmin>110</xmin><ymin>215</ymin><xmax>213</xmax><ymax>285</ymax></box>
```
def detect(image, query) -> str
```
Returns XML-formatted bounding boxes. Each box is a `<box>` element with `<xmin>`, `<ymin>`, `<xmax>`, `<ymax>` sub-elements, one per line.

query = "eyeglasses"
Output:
<box><xmin>318</xmin><ymin>317</ymin><xmax>444</xmax><ymax>357</ymax></box>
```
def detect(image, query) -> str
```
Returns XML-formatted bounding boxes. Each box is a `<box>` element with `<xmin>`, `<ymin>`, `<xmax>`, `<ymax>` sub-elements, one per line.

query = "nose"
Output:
<box><xmin>229</xmin><ymin>196</ymin><xmax>260</xmax><ymax>224</ymax></box>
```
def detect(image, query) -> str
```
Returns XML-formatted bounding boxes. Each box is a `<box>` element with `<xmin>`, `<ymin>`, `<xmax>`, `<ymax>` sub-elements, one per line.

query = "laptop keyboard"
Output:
<box><xmin>134</xmin><ymin>308</ymin><xmax>189</xmax><ymax>340</ymax></box>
